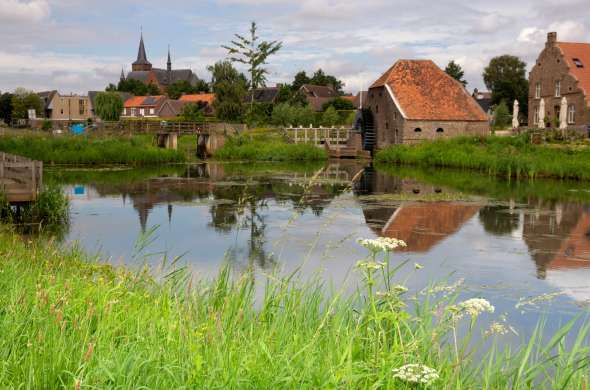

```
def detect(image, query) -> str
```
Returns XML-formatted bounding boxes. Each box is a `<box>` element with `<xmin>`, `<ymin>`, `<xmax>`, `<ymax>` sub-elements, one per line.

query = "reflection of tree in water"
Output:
<box><xmin>478</xmin><ymin>205</ymin><xmax>520</xmax><ymax>236</ymax></box>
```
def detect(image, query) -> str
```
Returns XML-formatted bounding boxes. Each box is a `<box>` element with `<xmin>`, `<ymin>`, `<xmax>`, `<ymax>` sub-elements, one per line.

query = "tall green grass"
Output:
<box><xmin>214</xmin><ymin>133</ymin><xmax>328</xmax><ymax>162</ymax></box>
<box><xmin>375</xmin><ymin>135</ymin><xmax>590</xmax><ymax>181</ymax></box>
<box><xmin>0</xmin><ymin>232</ymin><xmax>589</xmax><ymax>388</ymax></box>
<box><xmin>0</xmin><ymin>134</ymin><xmax>185</xmax><ymax>165</ymax></box>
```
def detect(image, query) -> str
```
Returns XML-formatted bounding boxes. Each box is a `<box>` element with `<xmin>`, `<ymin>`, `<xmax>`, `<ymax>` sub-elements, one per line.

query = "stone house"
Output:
<box><xmin>37</xmin><ymin>90</ymin><xmax>93</xmax><ymax>121</ymax></box>
<box><xmin>366</xmin><ymin>60</ymin><xmax>489</xmax><ymax>148</ymax></box>
<box><xmin>122</xmin><ymin>96</ymin><xmax>186</xmax><ymax>118</ymax></box>
<box><xmin>528</xmin><ymin>32</ymin><xmax>590</xmax><ymax>128</ymax></box>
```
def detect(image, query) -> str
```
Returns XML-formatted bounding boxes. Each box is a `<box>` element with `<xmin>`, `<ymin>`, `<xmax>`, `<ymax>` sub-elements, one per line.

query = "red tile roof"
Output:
<box><xmin>179</xmin><ymin>93</ymin><xmax>215</xmax><ymax>104</ymax></box>
<box><xmin>557</xmin><ymin>42</ymin><xmax>590</xmax><ymax>99</ymax></box>
<box><xmin>124</xmin><ymin>95</ymin><xmax>166</xmax><ymax>108</ymax></box>
<box><xmin>370</xmin><ymin>60</ymin><xmax>488</xmax><ymax>121</ymax></box>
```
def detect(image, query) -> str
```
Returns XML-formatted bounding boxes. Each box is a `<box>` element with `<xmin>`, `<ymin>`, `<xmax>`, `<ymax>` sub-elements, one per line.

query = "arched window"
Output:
<box><xmin>436</xmin><ymin>128</ymin><xmax>444</xmax><ymax>133</ymax></box>
<box><xmin>414</xmin><ymin>128</ymin><xmax>422</xmax><ymax>132</ymax></box>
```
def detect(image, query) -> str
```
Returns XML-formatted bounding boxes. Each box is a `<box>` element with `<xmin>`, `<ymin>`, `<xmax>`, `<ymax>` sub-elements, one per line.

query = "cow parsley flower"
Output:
<box><xmin>356</xmin><ymin>260</ymin><xmax>385</xmax><ymax>271</ymax></box>
<box><xmin>485</xmin><ymin>321</ymin><xmax>509</xmax><ymax>336</ymax></box>
<box><xmin>392</xmin><ymin>364</ymin><xmax>439</xmax><ymax>385</ymax></box>
<box><xmin>449</xmin><ymin>298</ymin><xmax>494</xmax><ymax>320</ymax></box>
<box><xmin>357</xmin><ymin>237</ymin><xmax>407</xmax><ymax>253</ymax></box>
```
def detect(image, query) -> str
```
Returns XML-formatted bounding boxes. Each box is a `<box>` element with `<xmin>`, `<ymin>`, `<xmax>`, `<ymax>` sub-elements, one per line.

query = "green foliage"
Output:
<box><xmin>180</xmin><ymin>103</ymin><xmax>206</xmax><ymax>122</ymax></box>
<box><xmin>208</xmin><ymin>61</ymin><xmax>247</xmax><ymax>122</ymax></box>
<box><xmin>0</xmin><ymin>93</ymin><xmax>13</xmax><ymax>124</ymax></box>
<box><xmin>115</xmin><ymin>78</ymin><xmax>160</xmax><ymax>96</ymax></box>
<box><xmin>214</xmin><ymin>133</ymin><xmax>327</xmax><ymax>161</ymax></box>
<box><xmin>483</xmin><ymin>55</ymin><xmax>529</xmax><ymax>115</ymax></box>
<box><xmin>1</xmin><ymin>232</ymin><xmax>590</xmax><ymax>388</ymax></box>
<box><xmin>375</xmin><ymin>135</ymin><xmax>590</xmax><ymax>180</ymax></box>
<box><xmin>321</xmin><ymin>96</ymin><xmax>354</xmax><ymax>111</ymax></box>
<box><xmin>321</xmin><ymin>106</ymin><xmax>339</xmax><ymax>126</ymax></box>
<box><xmin>445</xmin><ymin>60</ymin><xmax>467</xmax><ymax>86</ymax></box>
<box><xmin>41</xmin><ymin>119</ymin><xmax>52</xmax><ymax>131</ymax></box>
<box><xmin>0</xmin><ymin>134</ymin><xmax>185</xmax><ymax>165</ymax></box>
<box><xmin>492</xmin><ymin>100</ymin><xmax>511</xmax><ymax>129</ymax></box>
<box><xmin>222</xmin><ymin>21</ymin><xmax>282</xmax><ymax>100</ymax></box>
<box><xmin>289</xmin><ymin>69</ymin><xmax>345</xmax><ymax>95</ymax></box>
<box><xmin>11</xmin><ymin>89</ymin><xmax>42</xmax><ymax>120</ymax></box>
<box><xmin>244</xmin><ymin>102</ymin><xmax>273</xmax><ymax>127</ymax></box>
<box><xmin>271</xmin><ymin>103</ymin><xmax>295</xmax><ymax>126</ymax></box>
<box><xmin>94</xmin><ymin>92</ymin><xmax>123</xmax><ymax>121</ymax></box>
<box><xmin>167</xmin><ymin>80</ymin><xmax>209</xmax><ymax>100</ymax></box>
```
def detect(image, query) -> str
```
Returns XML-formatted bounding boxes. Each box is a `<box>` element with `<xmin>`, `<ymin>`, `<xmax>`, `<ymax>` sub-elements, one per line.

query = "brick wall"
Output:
<box><xmin>401</xmin><ymin>120</ymin><xmax>489</xmax><ymax>144</ymax></box>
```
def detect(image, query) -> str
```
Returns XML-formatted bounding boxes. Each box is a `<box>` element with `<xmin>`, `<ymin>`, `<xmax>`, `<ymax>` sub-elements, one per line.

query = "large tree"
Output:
<box><xmin>222</xmin><ymin>21</ymin><xmax>282</xmax><ymax>108</ymax></box>
<box><xmin>11</xmin><ymin>89</ymin><xmax>42</xmax><ymax>120</ymax></box>
<box><xmin>167</xmin><ymin>79</ymin><xmax>209</xmax><ymax>99</ymax></box>
<box><xmin>95</xmin><ymin>92</ymin><xmax>123</xmax><ymax>121</ymax></box>
<box><xmin>208</xmin><ymin>61</ymin><xmax>248</xmax><ymax>122</ymax></box>
<box><xmin>0</xmin><ymin>93</ymin><xmax>13</xmax><ymax>125</ymax></box>
<box><xmin>113</xmin><ymin>78</ymin><xmax>160</xmax><ymax>96</ymax></box>
<box><xmin>483</xmin><ymin>55</ymin><xmax>528</xmax><ymax>114</ymax></box>
<box><xmin>309</xmin><ymin>69</ymin><xmax>344</xmax><ymax>94</ymax></box>
<box><xmin>445</xmin><ymin>60</ymin><xmax>467</xmax><ymax>87</ymax></box>
<box><xmin>291</xmin><ymin>71</ymin><xmax>310</xmax><ymax>92</ymax></box>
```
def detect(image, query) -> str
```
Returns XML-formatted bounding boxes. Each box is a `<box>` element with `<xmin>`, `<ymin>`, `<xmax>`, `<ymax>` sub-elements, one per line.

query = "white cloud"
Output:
<box><xmin>0</xmin><ymin>0</ymin><xmax>50</xmax><ymax>23</ymax></box>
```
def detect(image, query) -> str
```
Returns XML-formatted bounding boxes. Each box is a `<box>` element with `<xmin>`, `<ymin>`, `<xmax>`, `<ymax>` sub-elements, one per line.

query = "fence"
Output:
<box><xmin>283</xmin><ymin>126</ymin><xmax>354</xmax><ymax>146</ymax></box>
<box><xmin>0</xmin><ymin>153</ymin><xmax>43</xmax><ymax>203</ymax></box>
<box><xmin>98</xmin><ymin>121</ymin><xmax>209</xmax><ymax>135</ymax></box>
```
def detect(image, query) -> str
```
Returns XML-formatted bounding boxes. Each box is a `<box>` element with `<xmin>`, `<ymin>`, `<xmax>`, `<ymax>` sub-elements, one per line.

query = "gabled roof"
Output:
<box><xmin>124</xmin><ymin>95</ymin><xmax>166</xmax><ymax>108</ymax></box>
<box><xmin>179</xmin><ymin>93</ymin><xmax>215</xmax><ymax>104</ymax></box>
<box><xmin>557</xmin><ymin>42</ymin><xmax>590</xmax><ymax>98</ymax></box>
<box><xmin>370</xmin><ymin>60</ymin><xmax>488</xmax><ymax>121</ymax></box>
<box><xmin>245</xmin><ymin>87</ymin><xmax>280</xmax><ymax>103</ymax></box>
<box><xmin>126</xmin><ymin>68</ymin><xmax>199</xmax><ymax>87</ymax></box>
<box><xmin>301</xmin><ymin>84</ymin><xmax>338</xmax><ymax>98</ymax></box>
<box><xmin>37</xmin><ymin>90</ymin><xmax>57</xmax><ymax>110</ymax></box>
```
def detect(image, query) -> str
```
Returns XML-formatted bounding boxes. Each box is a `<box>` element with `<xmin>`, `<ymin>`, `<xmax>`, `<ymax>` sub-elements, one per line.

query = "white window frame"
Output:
<box><xmin>534</xmin><ymin>107</ymin><xmax>539</xmax><ymax>125</ymax></box>
<box><xmin>139</xmin><ymin>108</ymin><xmax>145</xmax><ymax>117</ymax></box>
<box><xmin>567</xmin><ymin>104</ymin><xmax>576</xmax><ymax>124</ymax></box>
<box><xmin>555</xmin><ymin>80</ymin><xmax>561</xmax><ymax>97</ymax></box>
<box><xmin>535</xmin><ymin>83</ymin><xmax>541</xmax><ymax>99</ymax></box>
<box><xmin>149</xmin><ymin>108</ymin><xmax>155</xmax><ymax>115</ymax></box>
<box><xmin>130</xmin><ymin>108</ymin><xmax>137</xmax><ymax>116</ymax></box>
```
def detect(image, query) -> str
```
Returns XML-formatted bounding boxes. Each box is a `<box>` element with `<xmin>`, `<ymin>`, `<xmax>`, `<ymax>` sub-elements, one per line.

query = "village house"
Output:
<box><xmin>123</xmin><ymin>33</ymin><xmax>201</xmax><ymax>93</ymax></box>
<box><xmin>366</xmin><ymin>59</ymin><xmax>489</xmax><ymax>148</ymax></box>
<box><xmin>528</xmin><ymin>32</ymin><xmax>590</xmax><ymax>128</ymax></box>
<box><xmin>244</xmin><ymin>86</ymin><xmax>282</xmax><ymax>104</ymax></box>
<box><xmin>472</xmin><ymin>88</ymin><xmax>493</xmax><ymax>117</ymax></box>
<box><xmin>179</xmin><ymin>93</ymin><xmax>216</xmax><ymax>114</ymax></box>
<box><xmin>298</xmin><ymin>84</ymin><xmax>339</xmax><ymax>111</ymax></box>
<box><xmin>37</xmin><ymin>91</ymin><xmax>93</xmax><ymax>121</ymax></box>
<box><xmin>122</xmin><ymin>96</ymin><xmax>186</xmax><ymax>118</ymax></box>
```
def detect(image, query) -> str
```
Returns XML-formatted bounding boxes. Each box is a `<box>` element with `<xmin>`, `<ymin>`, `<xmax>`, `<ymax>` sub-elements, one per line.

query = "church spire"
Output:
<box><xmin>167</xmin><ymin>45</ymin><xmax>172</xmax><ymax>72</ymax></box>
<box><xmin>132</xmin><ymin>29</ymin><xmax>152</xmax><ymax>71</ymax></box>
<box><xmin>120</xmin><ymin>67</ymin><xmax>126</xmax><ymax>81</ymax></box>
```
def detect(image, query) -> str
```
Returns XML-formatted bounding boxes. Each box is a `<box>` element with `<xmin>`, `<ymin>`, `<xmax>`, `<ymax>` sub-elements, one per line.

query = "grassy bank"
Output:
<box><xmin>0</xmin><ymin>233</ymin><xmax>589</xmax><ymax>388</ymax></box>
<box><xmin>0</xmin><ymin>134</ymin><xmax>185</xmax><ymax>165</ymax></box>
<box><xmin>214</xmin><ymin>132</ymin><xmax>327</xmax><ymax>162</ymax></box>
<box><xmin>375</xmin><ymin>135</ymin><xmax>590</xmax><ymax>180</ymax></box>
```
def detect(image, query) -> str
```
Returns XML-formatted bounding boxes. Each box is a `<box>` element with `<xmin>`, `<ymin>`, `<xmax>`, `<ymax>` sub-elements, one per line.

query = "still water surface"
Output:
<box><xmin>47</xmin><ymin>162</ymin><xmax>590</xmax><ymax>337</ymax></box>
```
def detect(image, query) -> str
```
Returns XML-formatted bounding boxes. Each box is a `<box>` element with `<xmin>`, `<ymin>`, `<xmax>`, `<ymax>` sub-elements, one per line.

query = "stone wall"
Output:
<box><xmin>366</xmin><ymin>86</ymin><xmax>404</xmax><ymax>148</ymax></box>
<box><xmin>401</xmin><ymin>120</ymin><xmax>490</xmax><ymax>144</ymax></box>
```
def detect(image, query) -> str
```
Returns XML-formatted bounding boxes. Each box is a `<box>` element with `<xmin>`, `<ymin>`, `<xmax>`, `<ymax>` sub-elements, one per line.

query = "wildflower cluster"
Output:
<box><xmin>357</xmin><ymin>237</ymin><xmax>407</xmax><ymax>253</ymax></box>
<box><xmin>449</xmin><ymin>298</ymin><xmax>494</xmax><ymax>320</ymax></box>
<box><xmin>515</xmin><ymin>292</ymin><xmax>564</xmax><ymax>310</ymax></box>
<box><xmin>376</xmin><ymin>285</ymin><xmax>409</xmax><ymax>299</ymax></box>
<box><xmin>421</xmin><ymin>278</ymin><xmax>465</xmax><ymax>296</ymax></box>
<box><xmin>356</xmin><ymin>260</ymin><xmax>385</xmax><ymax>271</ymax></box>
<box><xmin>485</xmin><ymin>321</ymin><xmax>509</xmax><ymax>336</ymax></box>
<box><xmin>392</xmin><ymin>364</ymin><xmax>439</xmax><ymax>385</ymax></box>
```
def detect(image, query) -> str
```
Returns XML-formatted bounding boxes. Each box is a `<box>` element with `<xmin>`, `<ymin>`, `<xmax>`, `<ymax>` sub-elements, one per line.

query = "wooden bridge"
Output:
<box><xmin>284</xmin><ymin>126</ymin><xmax>371</xmax><ymax>159</ymax></box>
<box><xmin>0</xmin><ymin>153</ymin><xmax>43</xmax><ymax>203</ymax></box>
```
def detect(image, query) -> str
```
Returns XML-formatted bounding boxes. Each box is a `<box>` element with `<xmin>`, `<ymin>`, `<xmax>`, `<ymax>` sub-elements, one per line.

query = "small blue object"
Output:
<box><xmin>70</xmin><ymin>123</ymin><xmax>85</xmax><ymax>135</ymax></box>
<box><xmin>73</xmin><ymin>185</ymin><xmax>85</xmax><ymax>195</ymax></box>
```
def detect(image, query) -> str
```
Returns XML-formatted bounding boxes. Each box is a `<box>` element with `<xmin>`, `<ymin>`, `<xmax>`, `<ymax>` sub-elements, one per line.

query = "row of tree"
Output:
<box><xmin>0</xmin><ymin>88</ymin><xmax>43</xmax><ymax>125</ymax></box>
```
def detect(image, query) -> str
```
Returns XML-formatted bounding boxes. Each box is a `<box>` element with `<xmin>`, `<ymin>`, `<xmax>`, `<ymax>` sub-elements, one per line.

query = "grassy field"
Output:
<box><xmin>0</xmin><ymin>133</ymin><xmax>185</xmax><ymax>166</ymax></box>
<box><xmin>375</xmin><ymin>135</ymin><xmax>590</xmax><ymax>181</ymax></box>
<box><xmin>214</xmin><ymin>132</ymin><xmax>328</xmax><ymax>162</ymax></box>
<box><xmin>0</xmin><ymin>232</ymin><xmax>589</xmax><ymax>388</ymax></box>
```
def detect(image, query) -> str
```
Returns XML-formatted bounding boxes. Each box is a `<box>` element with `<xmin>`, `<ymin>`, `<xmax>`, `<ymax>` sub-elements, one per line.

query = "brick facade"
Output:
<box><xmin>528</xmin><ymin>32</ymin><xmax>590</xmax><ymax>128</ymax></box>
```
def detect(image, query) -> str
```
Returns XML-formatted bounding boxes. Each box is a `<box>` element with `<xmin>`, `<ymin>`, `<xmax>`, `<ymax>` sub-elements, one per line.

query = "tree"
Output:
<box><xmin>222</xmin><ymin>21</ymin><xmax>282</xmax><ymax>109</ymax></box>
<box><xmin>114</xmin><ymin>78</ymin><xmax>161</xmax><ymax>96</ymax></box>
<box><xmin>94</xmin><ymin>92</ymin><xmax>123</xmax><ymax>121</ymax></box>
<box><xmin>271</xmin><ymin>103</ymin><xmax>295</xmax><ymax>126</ymax></box>
<box><xmin>309</xmin><ymin>69</ymin><xmax>344</xmax><ymax>94</ymax></box>
<box><xmin>322</xmin><ymin>97</ymin><xmax>354</xmax><ymax>111</ymax></box>
<box><xmin>0</xmin><ymin>93</ymin><xmax>13</xmax><ymax>125</ymax></box>
<box><xmin>180</xmin><ymin>103</ymin><xmax>206</xmax><ymax>122</ymax></box>
<box><xmin>492</xmin><ymin>100</ymin><xmax>511</xmax><ymax>129</ymax></box>
<box><xmin>208</xmin><ymin>61</ymin><xmax>248</xmax><ymax>122</ymax></box>
<box><xmin>167</xmin><ymin>79</ymin><xmax>209</xmax><ymax>99</ymax></box>
<box><xmin>294</xmin><ymin>105</ymin><xmax>315</xmax><ymax>126</ymax></box>
<box><xmin>483</xmin><ymin>55</ymin><xmax>529</xmax><ymax>115</ymax></box>
<box><xmin>445</xmin><ymin>60</ymin><xmax>467</xmax><ymax>87</ymax></box>
<box><xmin>11</xmin><ymin>89</ymin><xmax>42</xmax><ymax>120</ymax></box>
<box><xmin>321</xmin><ymin>106</ymin><xmax>339</xmax><ymax>126</ymax></box>
<box><xmin>291</xmin><ymin>71</ymin><xmax>310</xmax><ymax>92</ymax></box>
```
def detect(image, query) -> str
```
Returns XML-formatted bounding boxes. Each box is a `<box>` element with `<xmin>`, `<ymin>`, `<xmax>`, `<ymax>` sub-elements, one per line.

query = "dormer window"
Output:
<box><xmin>573</xmin><ymin>58</ymin><xmax>584</xmax><ymax>68</ymax></box>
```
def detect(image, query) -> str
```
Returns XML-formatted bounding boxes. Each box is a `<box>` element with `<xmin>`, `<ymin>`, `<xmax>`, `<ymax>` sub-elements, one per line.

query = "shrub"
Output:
<box><xmin>321</xmin><ymin>106</ymin><xmax>339</xmax><ymax>126</ymax></box>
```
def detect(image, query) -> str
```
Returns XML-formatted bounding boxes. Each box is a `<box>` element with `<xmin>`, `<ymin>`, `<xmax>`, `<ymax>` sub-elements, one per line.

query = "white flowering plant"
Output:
<box><xmin>392</xmin><ymin>364</ymin><xmax>439</xmax><ymax>386</ymax></box>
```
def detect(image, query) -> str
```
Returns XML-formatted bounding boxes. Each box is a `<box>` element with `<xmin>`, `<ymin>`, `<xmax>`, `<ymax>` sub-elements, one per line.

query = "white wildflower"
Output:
<box><xmin>376</xmin><ymin>285</ymin><xmax>408</xmax><ymax>299</ymax></box>
<box><xmin>356</xmin><ymin>260</ymin><xmax>385</xmax><ymax>271</ymax></box>
<box><xmin>392</xmin><ymin>364</ymin><xmax>439</xmax><ymax>385</ymax></box>
<box><xmin>485</xmin><ymin>321</ymin><xmax>509</xmax><ymax>336</ymax></box>
<box><xmin>449</xmin><ymin>298</ymin><xmax>494</xmax><ymax>320</ymax></box>
<box><xmin>421</xmin><ymin>279</ymin><xmax>465</xmax><ymax>296</ymax></box>
<box><xmin>392</xmin><ymin>285</ymin><xmax>409</xmax><ymax>294</ymax></box>
<box><xmin>515</xmin><ymin>292</ymin><xmax>564</xmax><ymax>310</ymax></box>
<box><xmin>357</xmin><ymin>237</ymin><xmax>407</xmax><ymax>253</ymax></box>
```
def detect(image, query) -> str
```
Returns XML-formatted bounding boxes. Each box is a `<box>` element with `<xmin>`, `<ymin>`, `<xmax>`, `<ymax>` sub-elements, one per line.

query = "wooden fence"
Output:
<box><xmin>283</xmin><ymin>126</ymin><xmax>354</xmax><ymax>146</ymax></box>
<box><xmin>0</xmin><ymin>153</ymin><xmax>43</xmax><ymax>203</ymax></box>
<box><xmin>97</xmin><ymin>121</ymin><xmax>209</xmax><ymax>135</ymax></box>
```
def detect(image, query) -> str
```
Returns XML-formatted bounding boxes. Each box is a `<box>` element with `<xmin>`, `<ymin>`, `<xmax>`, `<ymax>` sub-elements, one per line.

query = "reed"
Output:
<box><xmin>0</xmin><ymin>232</ymin><xmax>588</xmax><ymax>388</ymax></box>
<box><xmin>375</xmin><ymin>135</ymin><xmax>590</xmax><ymax>181</ymax></box>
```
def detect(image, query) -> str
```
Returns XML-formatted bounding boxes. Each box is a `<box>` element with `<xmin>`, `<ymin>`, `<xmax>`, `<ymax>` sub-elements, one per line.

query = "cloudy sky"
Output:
<box><xmin>1</xmin><ymin>0</ymin><xmax>589</xmax><ymax>95</ymax></box>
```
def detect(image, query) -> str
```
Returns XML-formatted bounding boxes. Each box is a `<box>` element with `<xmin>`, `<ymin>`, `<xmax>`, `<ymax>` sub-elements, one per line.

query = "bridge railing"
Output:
<box><xmin>283</xmin><ymin>126</ymin><xmax>354</xmax><ymax>146</ymax></box>
<box><xmin>97</xmin><ymin>121</ymin><xmax>209</xmax><ymax>135</ymax></box>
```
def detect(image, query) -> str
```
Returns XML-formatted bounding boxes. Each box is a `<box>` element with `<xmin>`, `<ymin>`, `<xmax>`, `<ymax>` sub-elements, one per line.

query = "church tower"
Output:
<box><xmin>132</xmin><ymin>32</ymin><xmax>152</xmax><ymax>72</ymax></box>
<box><xmin>167</xmin><ymin>45</ymin><xmax>172</xmax><ymax>72</ymax></box>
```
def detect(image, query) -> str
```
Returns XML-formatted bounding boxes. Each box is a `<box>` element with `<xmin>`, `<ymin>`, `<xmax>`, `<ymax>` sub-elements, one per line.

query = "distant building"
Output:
<box><xmin>298</xmin><ymin>84</ymin><xmax>339</xmax><ymax>111</ymax></box>
<box><xmin>122</xmin><ymin>96</ymin><xmax>186</xmax><ymax>118</ymax></box>
<box><xmin>366</xmin><ymin>59</ymin><xmax>489</xmax><ymax>148</ymax></box>
<box><xmin>37</xmin><ymin>91</ymin><xmax>93</xmax><ymax>121</ymax></box>
<box><xmin>528</xmin><ymin>32</ymin><xmax>590</xmax><ymax>128</ymax></box>
<box><xmin>244</xmin><ymin>86</ymin><xmax>282</xmax><ymax>104</ymax></box>
<box><xmin>472</xmin><ymin>88</ymin><xmax>493</xmax><ymax>117</ymax></box>
<box><xmin>179</xmin><ymin>93</ymin><xmax>215</xmax><ymax>114</ymax></box>
<box><xmin>123</xmin><ymin>33</ymin><xmax>200</xmax><ymax>93</ymax></box>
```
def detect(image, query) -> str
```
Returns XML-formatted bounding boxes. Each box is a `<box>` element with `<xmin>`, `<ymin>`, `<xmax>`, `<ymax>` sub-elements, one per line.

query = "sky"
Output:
<box><xmin>1</xmin><ymin>0</ymin><xmax>590</xmax><ymax>95</ymax></box>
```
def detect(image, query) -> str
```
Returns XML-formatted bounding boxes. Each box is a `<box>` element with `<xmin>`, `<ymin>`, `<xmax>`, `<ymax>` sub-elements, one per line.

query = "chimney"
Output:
<box><xmin>546</xmin><ymin>32</ymin><xmax>557</xmax><ymax>48</ymax></box>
